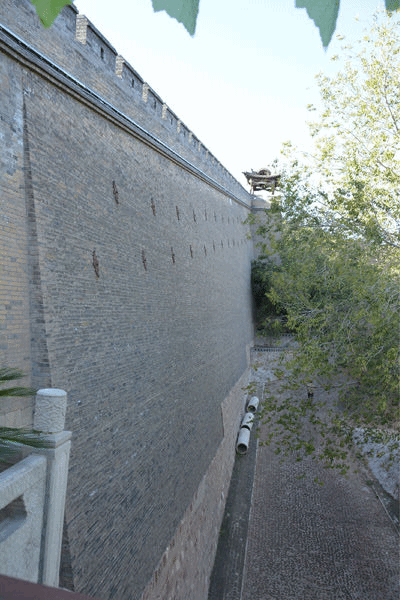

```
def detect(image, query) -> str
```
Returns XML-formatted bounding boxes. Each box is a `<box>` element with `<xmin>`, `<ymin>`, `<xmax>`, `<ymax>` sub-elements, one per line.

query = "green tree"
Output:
<box><xmin>304</xmin><ymin>11</ymin><xmax>400</xmax><ymax>249</ymax></box>
<box><xmin>251</xmin><ymin>12</ymin><xmax>400</xmax><ymax>469</ymax></box>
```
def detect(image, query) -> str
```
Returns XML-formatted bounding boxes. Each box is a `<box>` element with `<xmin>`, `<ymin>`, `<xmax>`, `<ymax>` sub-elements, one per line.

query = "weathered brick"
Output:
<box><xmin>0</xmin><ymin>3</ymin><xmax>258</xmax><ymax>599</ymax></box>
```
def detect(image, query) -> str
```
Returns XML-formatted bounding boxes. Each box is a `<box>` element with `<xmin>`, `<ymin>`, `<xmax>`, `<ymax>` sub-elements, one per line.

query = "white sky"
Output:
<box><xmin>73</xmin><ymin>0</ymin><xmax>383</xmax><ymax>187</ymax></box>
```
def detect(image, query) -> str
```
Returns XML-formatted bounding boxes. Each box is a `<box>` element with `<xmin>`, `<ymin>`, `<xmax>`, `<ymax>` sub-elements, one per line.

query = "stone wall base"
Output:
<box><xmin>140</xmin><ymin>361</ymin><xmax>251</xmax><ymax>600</ymax></box>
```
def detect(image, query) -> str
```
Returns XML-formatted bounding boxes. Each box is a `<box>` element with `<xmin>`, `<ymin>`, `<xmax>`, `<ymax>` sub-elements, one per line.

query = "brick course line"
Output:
<box><xmin>0</xmin><ymin>24</ymin><xmax>250</xmax><ymax>210</ymax></box>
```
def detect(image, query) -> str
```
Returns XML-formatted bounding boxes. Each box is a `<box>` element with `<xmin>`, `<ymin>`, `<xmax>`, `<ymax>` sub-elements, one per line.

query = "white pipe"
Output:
<box><xmin>241</xmin><ymin>412</ymin><xmax>254</xmax><ymax>430</ymax></box>
<box><xmin>247</xmin><ymin>396</ymin><xmax>259</xmax><ymax>413</ymax></box>
<box><xmin>236</xmin><ymin>427</ymin><xmax>251</xmax><ymax>454</ymax></box>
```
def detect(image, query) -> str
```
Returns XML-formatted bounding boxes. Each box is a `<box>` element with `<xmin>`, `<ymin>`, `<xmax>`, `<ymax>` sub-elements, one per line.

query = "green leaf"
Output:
<box><xmin>0</xmin><ymin>428</ymin><xmax>45</xmax><ymax>448</ymax></box>
<box><xmin>385</xmin><ymin>0</ymin><xmax>400</xmax><ymax>12</ymax></box>
<box><xmin>296</xmin><ymin>0</ymin><xmax>340</xmax><ymax>48</ymax></box>
<box><xmin>29</xmin><ymin>0</ymin><xmax>72</xmax><ymax>28</ymax></box>
<box><xmin>0</xmin><ymin>368</ymin><xmax>25</xmax><ymax>383</ymax></box>
<box><xmin>0</xmin><ymin>387</ymin><xmax>36</xmax><ymax>397</ymax></box>
<box><xmin>0</xmin><ymin>368</ymin><xmax>36</xmax><ymax>397</ymax></box>
<box><xmin>151</xmin><ymin>0</ymin><xmax>199</xmax><ymax>35</ymax></box>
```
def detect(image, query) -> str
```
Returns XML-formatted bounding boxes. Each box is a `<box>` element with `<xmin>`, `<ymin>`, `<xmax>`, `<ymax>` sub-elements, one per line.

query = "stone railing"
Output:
<box><xmin>0</xmin><ymin>389</ymin><xmax>71</xmax><ymax>587</ymax></box>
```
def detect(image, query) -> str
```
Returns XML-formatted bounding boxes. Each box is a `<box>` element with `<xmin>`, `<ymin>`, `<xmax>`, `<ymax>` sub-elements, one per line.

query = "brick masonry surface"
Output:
<box><xmin>139</xmin><ymin>369</ymin><xmax>251</xmax><ymax>600</ymax></box>
<box><xmin>0</xmin><ymin>3</ymin><xmax>256</xmax><ymax>599</ymax></box>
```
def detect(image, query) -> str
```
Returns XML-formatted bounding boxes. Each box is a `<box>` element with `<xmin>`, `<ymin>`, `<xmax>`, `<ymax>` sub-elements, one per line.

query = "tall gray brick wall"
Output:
<box><xmin>0</xmin><ymin>3</ymin><xmax>256</xmax><ymax>599</ymax></box>
<box><xmin>0</xmin><ymin>29</ymin><xmax>34</xmax><ymax>427</ymax></box>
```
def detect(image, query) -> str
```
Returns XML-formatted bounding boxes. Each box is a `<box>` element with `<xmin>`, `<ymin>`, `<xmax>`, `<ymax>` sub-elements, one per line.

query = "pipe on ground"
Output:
<box><xmin>236</xmin><ymin>427</ymin><xmax>251</xmax><ymax>455</ymax></box>
<box><xmin>241</xmin><ymin>412</ymin><xmax>254</xmax><ymax>430</ymax></box>
<box><xmin>247</xmin><ymin>396</ymin><xmax>259</xmax><ymax>413</ymax></box>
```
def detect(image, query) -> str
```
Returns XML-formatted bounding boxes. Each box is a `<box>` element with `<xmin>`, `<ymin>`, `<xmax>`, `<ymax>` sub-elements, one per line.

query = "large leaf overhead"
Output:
<box><xmin>386</xmin><ymin>0</ymin><xmax>400</xmax><ymax>11</ymax></box>
<box><xmin>30</xmin><ymin>0</ymin><xmax>72</xmax><ymax>27</ymax></box>
<box><xmin>27</xmin><ymin>1</ymin><xmax>400</xmax><ymax>45</ymax></box>
<box><xmin>151</xmin><ymin>0</ymin><xmax>199</xmax><ymax>35</ymax></box>
<box><xmin>29</xmin><ymin>0</ymin><xmax>200</xmax><ymax>34</ymax></box>
<box><xmin>295</xmin><ymin>0</ymin><xmax>340</xmax><ymax>48</ymax></box>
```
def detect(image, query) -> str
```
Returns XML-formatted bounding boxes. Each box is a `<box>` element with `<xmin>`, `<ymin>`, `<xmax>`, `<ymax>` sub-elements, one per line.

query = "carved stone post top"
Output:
<box><xmin>37</xmin><ymin>388</ymin><xmax>66</xmax><ymax>397</ymax></box>
<box><xmin>34</xmin><ymin>389</ymin><xmax>68</xmax><ymax>434</ymax></box>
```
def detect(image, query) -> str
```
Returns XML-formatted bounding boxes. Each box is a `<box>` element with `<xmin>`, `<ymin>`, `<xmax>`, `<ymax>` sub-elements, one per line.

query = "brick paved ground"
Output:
<box><xmin>209</xmin><ymin>350</ymin><xmax>399</xmax><ymax>600</ymax></box>
<box><xmin>242</xmin><ymin>435</ymin><xmax>399</xmax><ymax>600</ymax></box>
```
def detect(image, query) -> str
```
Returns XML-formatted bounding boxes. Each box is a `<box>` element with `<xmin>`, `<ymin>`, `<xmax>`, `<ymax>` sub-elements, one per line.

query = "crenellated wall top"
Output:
<box><xmin>0</xmin><ymin>0</ymin><xmax>250</xmax><ymax>205</ymax></box>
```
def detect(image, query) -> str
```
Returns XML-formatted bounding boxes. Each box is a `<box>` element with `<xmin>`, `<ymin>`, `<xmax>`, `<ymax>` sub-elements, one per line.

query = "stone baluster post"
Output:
<box><xmin>33</xmin><ymin>389</ymin><xmax>72</xmax><ymax>587</ymax></box>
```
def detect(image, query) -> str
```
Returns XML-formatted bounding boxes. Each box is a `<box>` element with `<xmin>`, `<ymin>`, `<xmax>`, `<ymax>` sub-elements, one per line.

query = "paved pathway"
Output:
<box><xmin>242</xmin><ymin>432</ymin><xmax>399</xmax><ymax>600</ymax></box>
<box><xmin>209</xmin><ymin>350</ymin><xmax>399</xmax><ymax>600</ymax></box>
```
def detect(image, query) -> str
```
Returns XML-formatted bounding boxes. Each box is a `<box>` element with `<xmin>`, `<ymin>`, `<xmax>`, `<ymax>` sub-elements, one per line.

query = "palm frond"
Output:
<box><xmin>0</xmin><ymin>367</ymin><xmax>36</xmax><ymax>396</ymax></box>
<box><xmin>0</xmin><ymin>368</ymin><xmax>25</xmax><ymax>383</ymax></box>
<box><xmin>0</xmin><ymin>367</ymin><xmax>42</xmax><ymax>464</ymax></box>
<box><xmin>0</xmin><ymin>386</ymin><xmax>36</xmax><ymax>397</ymax></box>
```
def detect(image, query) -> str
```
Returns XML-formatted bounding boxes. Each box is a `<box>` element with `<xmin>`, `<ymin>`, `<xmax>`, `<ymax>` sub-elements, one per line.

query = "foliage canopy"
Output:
<box><xmin>250</xmin><ymin>12</ymin><xmax>400</xmax><ymax>471</ymax></box>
